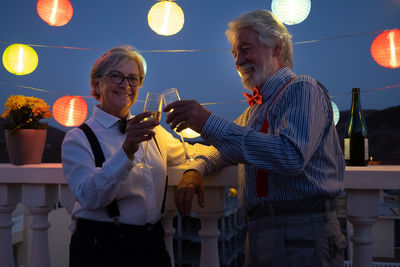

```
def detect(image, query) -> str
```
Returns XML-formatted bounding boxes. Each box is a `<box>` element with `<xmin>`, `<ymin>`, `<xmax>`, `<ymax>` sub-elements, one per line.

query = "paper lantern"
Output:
<box><xmin>53</xmin><ymin>96</ymin><xmax>87</xmax><ymax>127</ymax></box>
<box><xmin>37</xmin><ymin>0</ymin><xmax>73</xmax><ymax>27</ymax></box>
<box><xmin>2</xmin><ymin>44</ymin><xmax>39</xmax><ymax>75</ymax></box>
<box><xmin>271</xmin><ymin>0</ymin><xmax>311</xmax><ymax>25</ymax></box>
<box><xmin>331</xmin><ymin>101</ymin><xmax>340</xmax><ymax>126</ymax></box>
<box><xmin>148</xmin><ymin>1</ymin><xmax>184</xmax><ymax>36</ymax></box>
<box><xmin>175</xmin><ymin>128</ymin><xmax>201</xmax><ymax>139</ymax></box>
<box><xmin>370</xmin><ymin>29</ymin><xmax>400</xmax><ymax>69</ymax></box>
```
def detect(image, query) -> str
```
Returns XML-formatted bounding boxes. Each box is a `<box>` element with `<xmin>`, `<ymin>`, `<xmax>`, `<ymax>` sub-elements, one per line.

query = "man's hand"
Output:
<box><xmin>163</xmin><ymin>100</ymin><xmax>211</xmax><ymax>133</ymax></box>
<box><xmin>175</xmin><ymin>170</ymin><xmax>205</xmax><ymax>217</ymax></box>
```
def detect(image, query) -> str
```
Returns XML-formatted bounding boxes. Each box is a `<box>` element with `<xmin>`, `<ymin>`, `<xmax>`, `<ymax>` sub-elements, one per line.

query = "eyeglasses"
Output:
<box><xmin>106</xmin><ymin>70</ymin><xmax>141</xmax><ymax>87</ymax></box>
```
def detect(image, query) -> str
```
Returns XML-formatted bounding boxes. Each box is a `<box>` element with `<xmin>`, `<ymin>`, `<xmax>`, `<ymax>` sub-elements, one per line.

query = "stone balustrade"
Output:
<box><xmin>0</xmin><ymin>164</ymin><xmax>400</xmax><ymax>267</ymax></box>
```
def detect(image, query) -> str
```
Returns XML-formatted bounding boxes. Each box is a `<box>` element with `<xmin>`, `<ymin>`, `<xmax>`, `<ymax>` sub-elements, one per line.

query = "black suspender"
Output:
<box><xmin>79</xmin><ymin>124</ymin><xmax>120</xmax><ymax>222</ymax></box>
<box><xmin>78</xmin><ymin>123</ymin><xmax>168</xmax><ymax>222</ymax></box>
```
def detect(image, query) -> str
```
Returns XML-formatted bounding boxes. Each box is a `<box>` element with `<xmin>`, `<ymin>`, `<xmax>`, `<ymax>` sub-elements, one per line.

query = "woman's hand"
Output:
<box><xmin>122</xmin><ymin>111</ymin><xmax>159</xmax><ymax>160</ymax></box>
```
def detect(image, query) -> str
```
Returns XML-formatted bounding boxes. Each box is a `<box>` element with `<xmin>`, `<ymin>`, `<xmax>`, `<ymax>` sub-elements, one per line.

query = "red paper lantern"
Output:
<box><xmin>370</xmin><ymin>29</ymin><xmax>400</xmax><ymax>69</ymax></box>
<box><xmin>53</xmin><ymin>96</ymin><xmax>87</xmax><ymax>127</ymax></box>
<box><xmin>37</xmin><ymin>0</ymin><xmax>73</xmax><ymax>27</ymax></box>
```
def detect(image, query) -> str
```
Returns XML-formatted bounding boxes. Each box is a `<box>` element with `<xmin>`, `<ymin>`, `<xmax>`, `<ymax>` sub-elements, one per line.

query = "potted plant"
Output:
<box><xmin>1</xmin><ymin>95</ymin><xmax>52</xmax><ymax>165</ymax></box>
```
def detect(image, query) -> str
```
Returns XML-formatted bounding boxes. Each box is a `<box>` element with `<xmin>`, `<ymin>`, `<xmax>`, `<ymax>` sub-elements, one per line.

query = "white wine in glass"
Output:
<box><xmin>163</xmin><ymin>88</ymin><xmax>192</xmax><ymax>164</ymax></box>
<box><xmin>136</xmin><ymin>92</ymin><xmax>163</xmax><ymax>169</ymax></box>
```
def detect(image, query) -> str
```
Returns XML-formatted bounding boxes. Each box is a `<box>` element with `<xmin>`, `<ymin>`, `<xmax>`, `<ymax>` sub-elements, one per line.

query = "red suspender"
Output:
<box><xmin>256</xmin><ymin>77</ymin><xmax>295</xmax><ymax>197</ymax></box>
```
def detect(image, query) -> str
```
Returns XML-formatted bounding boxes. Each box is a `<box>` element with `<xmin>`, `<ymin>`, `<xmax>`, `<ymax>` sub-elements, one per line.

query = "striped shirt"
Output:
<box><xmin>193</xmin><ymin>67</ymin><xmax>345</xmax><ymax>211</ymax></box>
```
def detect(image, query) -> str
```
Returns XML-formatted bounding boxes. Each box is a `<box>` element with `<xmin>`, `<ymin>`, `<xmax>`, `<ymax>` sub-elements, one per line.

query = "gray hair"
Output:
<box><xmin>89</xmin><ymin>45</ymin><xmax>146</xmax><ymax>100</ymax></box>
<box><xmin>225</xmin><ymin>10</ymin><xmax>293</xmax><ymax>69</ymax></box>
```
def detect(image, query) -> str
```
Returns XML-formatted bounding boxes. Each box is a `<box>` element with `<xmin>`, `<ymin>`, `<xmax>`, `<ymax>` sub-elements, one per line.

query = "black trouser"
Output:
<box><xmin>69</xmin><ymin>219</ymin><xmax>172</xmax><ymax>267</ymax></box>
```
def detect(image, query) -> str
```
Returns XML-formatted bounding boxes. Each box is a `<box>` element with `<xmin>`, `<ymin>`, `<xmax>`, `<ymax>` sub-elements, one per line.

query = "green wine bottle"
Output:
<box><xmin>344</xmin><ymin>88</ymin><xmax>368</xmax><ymax>166</ymax></box>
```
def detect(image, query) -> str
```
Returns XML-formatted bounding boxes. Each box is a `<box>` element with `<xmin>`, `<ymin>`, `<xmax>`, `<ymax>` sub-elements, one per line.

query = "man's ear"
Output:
<box><xmin>273</xmin><ymin>42</ymin><xmax>283</xmax><ymax>58</ymax></box>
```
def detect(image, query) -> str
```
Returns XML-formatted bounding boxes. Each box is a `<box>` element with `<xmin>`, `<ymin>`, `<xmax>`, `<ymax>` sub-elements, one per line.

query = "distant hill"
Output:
<box><xmin>1</xmin><ymin>105</ymin><xmax>400</xmax><ymax>164</ymax></box>
<box><xmin>336</xmin><ymin>105</ymin><xmax>400</xmax><ymax>164</ymax></box>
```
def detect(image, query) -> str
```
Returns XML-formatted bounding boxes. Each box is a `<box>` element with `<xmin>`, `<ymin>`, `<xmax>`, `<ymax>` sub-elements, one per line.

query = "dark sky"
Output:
<box><xmin>0</xmin><ymin>0</ymin><xmax>399</xmax><ymax>132</ymax></box>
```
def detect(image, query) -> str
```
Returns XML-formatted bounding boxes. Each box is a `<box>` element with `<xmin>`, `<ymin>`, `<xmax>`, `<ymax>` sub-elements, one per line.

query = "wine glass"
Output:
<box><xmin>136</xmin><ymin>92</ymin><xmax>163</xmax><ymax>169</ymax></box>
<box><xmin>163</xmin><ymin>88</ymin><xmax>192</xmax><ymax>164</ymax></box>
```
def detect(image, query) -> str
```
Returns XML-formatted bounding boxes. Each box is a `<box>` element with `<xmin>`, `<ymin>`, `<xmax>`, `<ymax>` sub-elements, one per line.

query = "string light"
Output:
<box><xmin>0</xmin><ymin>29</ymin><xmax>392</xmax><ymax>53</ymax></box>
<box><xmin>1</xmin><ymin>80</ymin><xmax>398</xmax><ymax>106</ymax></box>
<box><xmin>0</xmin><ymin>29</ymin><xmax>398</xmax><ymax>128</ymax></box>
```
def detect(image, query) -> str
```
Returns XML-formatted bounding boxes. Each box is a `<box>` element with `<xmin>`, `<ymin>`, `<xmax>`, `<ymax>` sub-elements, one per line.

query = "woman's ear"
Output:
<box><xmin>93</xmin><ymin>81</ymin><xmax>100</xmax><ymax>96</ymax></box>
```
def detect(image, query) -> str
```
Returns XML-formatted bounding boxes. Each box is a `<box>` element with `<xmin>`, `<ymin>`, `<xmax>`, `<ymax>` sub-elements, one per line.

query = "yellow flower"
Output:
<box><xmin>1</xmin><ymin>94</ymin><xmax>52</xmax><ymax>131</ymax></box>
<box><xmin>228</xmin><ymin>188</ymin><xmax>237</xmax><ymax>197</ymax></box>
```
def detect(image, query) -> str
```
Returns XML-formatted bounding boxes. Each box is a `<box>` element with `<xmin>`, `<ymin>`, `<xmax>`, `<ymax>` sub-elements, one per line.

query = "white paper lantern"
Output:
<box><xmin>148</xmin><ymin>1</ymin><xmax>184</xmax><ymax>36</ymax></box>
<box><xmin>271</xmin><ymin>0</ymin><xmax>311</xmax><ymax>25</ymax></box>
<box><xmin>176</xmin><ymin>128</ymin><xmax>201</xmax><ymax>139</ymax></box>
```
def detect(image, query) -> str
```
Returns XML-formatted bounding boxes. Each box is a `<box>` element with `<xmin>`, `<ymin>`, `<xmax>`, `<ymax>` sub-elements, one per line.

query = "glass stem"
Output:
<box><xmin>141</xmin><ymin>141</ymin><xmax>149</xmax><ymax>164</ymax></box>
<box><xmin>179</xmin><ymin>132</ymin><xmax>191</xmax><ymax>161</ymax></box>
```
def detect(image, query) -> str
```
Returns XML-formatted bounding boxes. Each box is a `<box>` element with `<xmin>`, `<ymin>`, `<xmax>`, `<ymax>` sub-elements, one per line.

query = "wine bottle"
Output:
<box><xmin>344</xmin><ymin>88</ymin><xmax>368</xmax><ymax>166</ymax></box>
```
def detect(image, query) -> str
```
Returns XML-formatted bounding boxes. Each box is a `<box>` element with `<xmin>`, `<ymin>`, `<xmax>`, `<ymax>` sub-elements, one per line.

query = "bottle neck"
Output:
<box><xmin>351</xmin><ymin>89</ymin><xmax>361</xmax><ymax>113</ymax></box>
<box><xmin>348</xmin><ymin>88</ymin><xmax>368</xmax><ymax>136</ymax></box>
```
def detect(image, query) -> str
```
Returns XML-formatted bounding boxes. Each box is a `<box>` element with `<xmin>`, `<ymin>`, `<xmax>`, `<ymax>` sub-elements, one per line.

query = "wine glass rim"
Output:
<box><xmin>163</xmin><ymin>88</ymin><xmax>178</xmax><ymax>93</ymax></box>
<box><xmin>146</xmin><ymin>92</ymin><xmax>163</xmax><ymax>96</ymax></box>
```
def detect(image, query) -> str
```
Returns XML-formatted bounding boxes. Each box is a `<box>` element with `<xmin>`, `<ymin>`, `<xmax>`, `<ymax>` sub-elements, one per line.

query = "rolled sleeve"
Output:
<box><xmin>62</xmin><ymin>129</ymin><xmax>134</xmax><ymax>210</ymax></box>
<box><xmin>104</xmin><ymin>147</ymin><xmax>135</xmax><ymax>182</ymax></box>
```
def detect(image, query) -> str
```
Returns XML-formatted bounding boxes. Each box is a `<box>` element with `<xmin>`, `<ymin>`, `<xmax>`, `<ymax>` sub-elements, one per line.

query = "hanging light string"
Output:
<box><xmin>0</xmin><ymin>29</ymin><xmax>395</xmax><ymax>53</ymax></box>
<box><xmin>329</xmin><ymin>84</ymin><xmax>400</xmax><ymax>99</ymax></box>
<box><xmin>292</xmin><ymin>30</ymin><xmax>389</xmax><ymax>45</ymax></box>
<box><xmin>0</xmin><ymin>80</ymin><xmax>145</xmax><ymax>102</ymax></box>
<box><xmin>0</xmin><ymin>28</ymin><xmax>398</xmax><ymax>103</ymax></box>
<box><xmin>0</xmin><ymin>80</ymin><xmax>399</xmax><ymax>104</ymax></box>
<box><xmin>0</xmin><ymin>41</ymin><xmax>104</xmax><ymax>51</ymax></box>
<box><xmin>202</xmin><ymin>84</ymin><xmax>400</xmax><ymax>105</ymax></box>
<box><xmin>0</xmin><ymin>81</ymin><xmax>55</xmax><ymax>94</ymax></box>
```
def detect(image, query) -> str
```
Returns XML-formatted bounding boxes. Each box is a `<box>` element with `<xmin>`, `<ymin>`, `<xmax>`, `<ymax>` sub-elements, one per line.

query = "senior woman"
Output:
<box><xmin>62</xmin><ymin>45</ymin><xmax>189</xmax><ymax>267</ymax></box>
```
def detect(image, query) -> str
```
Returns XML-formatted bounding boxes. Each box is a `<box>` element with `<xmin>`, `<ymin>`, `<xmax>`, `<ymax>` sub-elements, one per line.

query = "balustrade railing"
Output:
<box><xmin>0</xmin><ymin>164</ymin><xmax>399</xmax><ymax>267</ymax></box>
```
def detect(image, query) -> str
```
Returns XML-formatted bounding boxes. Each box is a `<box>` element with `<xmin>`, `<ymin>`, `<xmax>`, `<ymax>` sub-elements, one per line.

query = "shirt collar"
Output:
<box><xmin>259</xmin><ymin>67</ymin><xmax>295</xmax><ymax>107</ymax></box>
<box><xmin>92</xmin><ymin>105</ymin><xmax>132</xmax><ymax>129</ymax></box>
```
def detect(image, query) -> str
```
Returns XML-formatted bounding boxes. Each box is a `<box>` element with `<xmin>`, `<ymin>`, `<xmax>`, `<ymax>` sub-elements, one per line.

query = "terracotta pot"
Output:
<box><xmin>5</xmin><ymin>129</ymin><xmax>47</xmax><ymax>165</ymax></box>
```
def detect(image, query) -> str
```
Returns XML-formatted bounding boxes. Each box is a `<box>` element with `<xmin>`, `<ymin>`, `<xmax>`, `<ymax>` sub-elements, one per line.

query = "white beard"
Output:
<box><xmin>239</xmin><ymin>59</ymin><xmax>275</xmax><ymax>90</ymax></box>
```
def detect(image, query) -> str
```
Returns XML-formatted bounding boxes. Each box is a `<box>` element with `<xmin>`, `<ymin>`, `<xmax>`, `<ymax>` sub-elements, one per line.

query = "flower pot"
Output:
<box><xmin>5</xmin><ymin>129</ymin><xmax>47</xmax><ymax>165</ymax></box>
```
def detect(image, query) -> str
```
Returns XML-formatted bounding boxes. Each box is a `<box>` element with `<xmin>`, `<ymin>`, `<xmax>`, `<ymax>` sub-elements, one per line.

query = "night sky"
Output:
<box><xmin>0</xmin><ymin>0</ymin><xmax>399</xmax><ymax>133</ymax></box>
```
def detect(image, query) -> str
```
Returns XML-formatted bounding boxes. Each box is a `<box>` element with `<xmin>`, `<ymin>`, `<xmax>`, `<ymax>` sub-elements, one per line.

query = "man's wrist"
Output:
<box><xmin>183</xmin><ymin>169</ymin><xmax>198</xmax><ymax>174</ymax></box>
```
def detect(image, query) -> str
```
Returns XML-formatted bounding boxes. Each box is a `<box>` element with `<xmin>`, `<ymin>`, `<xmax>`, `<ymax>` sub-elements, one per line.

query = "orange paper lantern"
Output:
<box><xmin>370</xmin><ymin>29</ymin><xmax>400</xmax><ymax>69</ymax></box>
<box><xmin>37</xmin><ymin>0</ymin><xmax>73</xmax><ymax>27</ymax></box>
<box><xmin>53</xmin><ymin>96</ymin><xmax>87</xmax><ymax>127</ymax></box>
